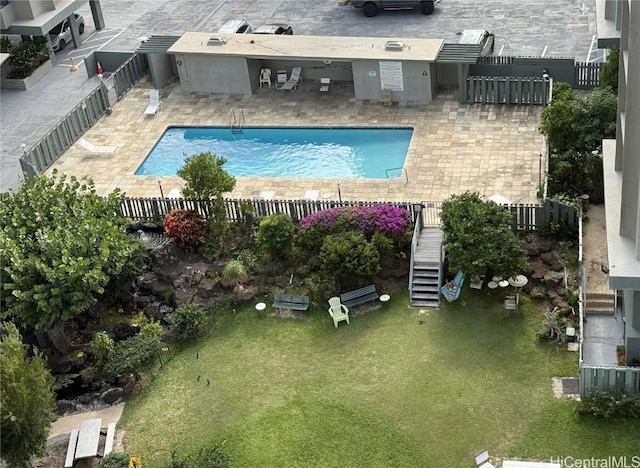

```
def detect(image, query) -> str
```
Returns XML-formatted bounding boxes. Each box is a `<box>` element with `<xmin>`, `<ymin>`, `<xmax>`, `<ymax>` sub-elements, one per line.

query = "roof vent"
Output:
<box><xmin>207</xmin><ymin>36</ymin><xmax>226</xmax><ymax>46</ymax></box>
<box><xmin>385</xmin><ymin>41</ymin><xmax>404</xmax><ymax>51</ymax></box>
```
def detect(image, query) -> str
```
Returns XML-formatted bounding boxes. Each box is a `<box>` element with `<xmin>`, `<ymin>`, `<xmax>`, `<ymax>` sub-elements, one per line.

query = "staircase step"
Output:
<box><xmin>587</xmin><ymin>299</ymin><xmax>615</xmax><ymax>308</ymax></box>
<box><xmin>412</xmin><ymin>285</ymin><xmax>439</xmax><ymax>293</ymax></box>
<box><xmin>412</xmin><ymin>277</ymin><xmax>439</xmax><ymax>284</ymax></box>
<box><xmin>586</xmin><ymin>292</ymin><xmax>616</xmax><ymax>300</ymax></box>
<box><xmin>411</xmin><ymin>300</ymin><xmax>440</xmax><ymax>307</ymax></box>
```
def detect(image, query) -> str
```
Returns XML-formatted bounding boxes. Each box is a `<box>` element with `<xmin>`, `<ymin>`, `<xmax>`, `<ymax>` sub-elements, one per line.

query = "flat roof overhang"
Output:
<box><xmin>1</xmin><ymin>0</ymin><xmax>87</xmax><ymax>36</ymax></box>
<box><xmin>168</xmin><ymin>32</ymin><xmax>444</xmax><ymax>62</ymax></box>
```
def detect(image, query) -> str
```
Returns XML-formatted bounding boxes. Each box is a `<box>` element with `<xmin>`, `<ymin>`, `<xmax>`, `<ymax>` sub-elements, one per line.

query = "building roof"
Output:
<box><xmin>168</xmin><ymin>32</ymin><xmax>444</xmax><ymax>62</ymax></box>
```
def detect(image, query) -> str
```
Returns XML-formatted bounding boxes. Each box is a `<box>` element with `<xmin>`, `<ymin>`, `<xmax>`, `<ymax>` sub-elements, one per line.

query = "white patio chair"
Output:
<box><xmin>260</xmin><ymin>68</ymin><xmax>272</xmax><ymax>88</ymax></box>
<box><xmin>144</xmin><ymin>89</ymin><xmax>160</xmax><ymax>115</ymax></box>
<box><xmin>319</xmin><ymin>77</ymin><xmax>330</xmax><ymax>92</ymax></box>
<box><xmin>77</xmin><ymin>138</ymin><xmax>116</xmax><ymax>153</ymax></box>
<box><xmin>280</xmin><ymin>66</ymin><xmax>301</xmax><ymax>92</ymax></box>
<box><xmin>475</xmin><ymin>450</ymin><xmax>496</xmax><ymax>468</ymax></box>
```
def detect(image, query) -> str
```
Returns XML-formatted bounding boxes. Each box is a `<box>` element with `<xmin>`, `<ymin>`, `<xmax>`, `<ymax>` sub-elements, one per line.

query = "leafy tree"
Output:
<box><xmin>539</xmin><ymin>82</ymin><xmax>579</xmax><ymax>154</ymax></box>
<box><xmin>0</xmin><ymin>171</ymin><xmax>143</xmax><ymax>352</ymax></box>
<box><xmin>168</xmin><ymin>303</ymin><xmax>210</xmax><ymax>339</ymax></box>
<box><xmin>319</xmin><ymin>231</ymin><xmax>381</xmax><ymax>287</ymax></box>
<box><xmin>571</xmin><ymin>86</ymin><xmax>617</xmax><ymax>153</ymax></box>
<box><xmin>177</xmin><ymin>151</ymin><xmax>236</xmax><ymax>256</ymax></box>
<box><xmin>600</xmin><ymin>46</ymin><xmax>619</xmax><ymax>92</ymax></box>
<box><xmin>256</xmin><ymin>213</ymin><xmax>295</xmax><ymax>257</ymax></box>
<box><xmin>440</xmin><ymin>192</ymin><xmax>528</xmax><ymax>280</ymax></box>
<box><xmin>177</xmin><ymin>151</ymin><xmax>236</xmax><ymax>201</ymax></box>
<box><xmin>1</xmin><ymin>322</ymin><xmax>55</xmax><ymax>467</ymax></box>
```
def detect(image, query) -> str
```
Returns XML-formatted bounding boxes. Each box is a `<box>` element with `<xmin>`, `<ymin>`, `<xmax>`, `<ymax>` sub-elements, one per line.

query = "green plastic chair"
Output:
<box><xmin>328</xmin><ymin>296</ymin><xmax>350</xmax><ymax>328</ymax></box>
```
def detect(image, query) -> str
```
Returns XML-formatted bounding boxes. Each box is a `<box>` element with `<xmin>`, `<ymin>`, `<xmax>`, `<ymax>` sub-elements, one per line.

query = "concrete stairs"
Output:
<box><xmin>410</xmin><ymin>227</ymin><xmax>443</xmax><ymax>307</ymax></box>
<box><xmin>585</xmin><ymin>292</ymin><xmax>616</xmax><ymax>315</ymax></box>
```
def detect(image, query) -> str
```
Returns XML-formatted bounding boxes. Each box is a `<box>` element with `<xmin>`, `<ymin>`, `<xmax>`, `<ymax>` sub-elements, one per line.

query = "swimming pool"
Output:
<box><xmin>135</xmin><ymin>126</ymin><xmax>413</xmax><ymax>179</ymax></box>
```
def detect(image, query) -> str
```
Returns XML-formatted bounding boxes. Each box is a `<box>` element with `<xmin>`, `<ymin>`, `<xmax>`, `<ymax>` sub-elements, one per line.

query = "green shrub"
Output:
<box><xmin>4</xmin><ymin>36</ymin><xmax>50</xmax><ymax>79</ymax></box>
<box><xmin>319</xmin><ymin>231</ymin><xmax>380</xmax><ymax>287</ymax></box>
<box><xmin>98</xmin><ymin>452</ymin><xmax>131</xmax><ymax>468</ymax></box>
<box><xmin>102</xmin><ymin>334</ymin><xmax>159</xmax><ymax>382</ymax></box>
<box><xmin>139</xmin><ymin>321</ymin><xmax>163</xmax><ymax>341</ymax></box>
<box><xmin>165</xmin><ymin>444</ymin><xmax>229</xmax><ymax>468</ymax></box>
<box><xmin>91</xmin><ymin>331</ymin><xmax>114</xmax><ymax>366</ymax></box>
<box><xmin>576</xmin><ymin>389</ymin><xmax>640</xmax><ymax>419</ymax></box>
<box><xmin>220</xmin><ymin>259</ymin><xmax>248</xmax><ymax>288</ymax></box>
<box><xmin>256</xmin><ymin>213</ymin><xmax>295</xmax><ymax>257</ymax></box>
<box><xmin>163</xmin><ymin>209</ymin><xmax>206</xmax><ymax>251</ymax></box>
<box><xmin>168</xmin><ymin>303</ymin><xmax>210</xmax><ymax>339</ymax></box>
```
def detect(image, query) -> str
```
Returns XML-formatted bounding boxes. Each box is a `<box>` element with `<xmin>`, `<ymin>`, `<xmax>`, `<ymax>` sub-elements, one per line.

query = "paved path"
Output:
<box><xmin>48</xmin><ymin>403</ymin><xmax>125</xmax><ymax>440</ymax></box>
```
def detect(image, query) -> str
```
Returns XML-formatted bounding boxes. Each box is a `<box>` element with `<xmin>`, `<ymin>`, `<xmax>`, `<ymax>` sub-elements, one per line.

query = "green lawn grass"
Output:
<box><xmin>119</xmin><ymin>289</ymin><xmax>640</xmax><ymax>467</ymax></box>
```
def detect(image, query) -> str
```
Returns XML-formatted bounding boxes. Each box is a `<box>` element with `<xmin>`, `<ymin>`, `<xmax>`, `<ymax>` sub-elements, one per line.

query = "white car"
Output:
<box><xmin>217</xmin><ymin>19</ymin><xmax>253</xmax><ymax>34</ymax></box>
<box><xmin>49</xmin><ymin>13</ymin><xmax>85</xmax><ymax>51</ymax></box>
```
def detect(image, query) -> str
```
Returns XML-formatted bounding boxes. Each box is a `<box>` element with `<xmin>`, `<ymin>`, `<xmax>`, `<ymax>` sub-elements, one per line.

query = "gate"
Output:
<box><xmin>465</xmin><ymin>76</ymin><xmax>550</xmax><ymax>105</ymax></box>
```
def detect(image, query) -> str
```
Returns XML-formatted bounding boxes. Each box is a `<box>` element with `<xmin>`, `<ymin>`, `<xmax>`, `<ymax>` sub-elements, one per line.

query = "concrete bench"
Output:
<box><xmin>340</xmin><ymin>284</ymin><xmax>379</xmax><ymax>308</ymax></box>
<box><xmin>273</xmin><ymin>293</ymin><xmax>309</xmax><ymax>311</ymax></box>
<box><xmin>64</xmin><ymin>429</ymin><xmax>79</xmax><ymax>468</ymax></box>
<box><xmin>103</xmin><ymin>422</ymin><xmax>116</xmax><ymax>456</ymax></box>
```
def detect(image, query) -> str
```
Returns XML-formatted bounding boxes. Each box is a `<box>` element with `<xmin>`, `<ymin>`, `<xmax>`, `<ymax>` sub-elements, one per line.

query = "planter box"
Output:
<box><xmin>1</xmin><ymin>59</ymin><xmax>53</xmax><ymax>90</ymax></box>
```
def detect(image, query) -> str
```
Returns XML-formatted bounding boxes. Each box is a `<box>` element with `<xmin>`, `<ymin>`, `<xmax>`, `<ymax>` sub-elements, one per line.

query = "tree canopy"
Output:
<box><xmin>0</xmin><ymin>171</ymin><xmax>142</xmax><ymax>332</ymax></box>
<box><xmin>440</xmin><ymin>192</ymin><xmax>528</xmax><ymax>280</ymax></box>
<box><xmin>0</xmin><ymin>322</ymin><xmax>55</xmax><ymax>467</ymax></box>
<box><xmin>177</xmin><ymin>151</ymin><xmax>236</xmax><ymax>200</ymax></box>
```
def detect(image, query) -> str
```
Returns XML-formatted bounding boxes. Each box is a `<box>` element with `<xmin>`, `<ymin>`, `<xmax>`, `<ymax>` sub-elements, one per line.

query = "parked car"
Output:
<box><xmin>253</xmin><ymin>24</ymin><xmax>294</xmax><ymax>35</ymax></box>
<box><xmin>49</xmin><ymin>13</ymin><xmax>85</xmax><ymax>51</ymax></box>
<box><xmin>457</xmin><ymin>29</ymin><xmax>495</xmax><ymax>56</ymax></box>
<box><xmin>217</xmin><ymin>19</ymin><xmax>253</xmax><ymax>34</ymax></box>
<box><xmin>338</xmin><ymin>0</ymin><xmax>440</xmax><ymax>17</ymax></box>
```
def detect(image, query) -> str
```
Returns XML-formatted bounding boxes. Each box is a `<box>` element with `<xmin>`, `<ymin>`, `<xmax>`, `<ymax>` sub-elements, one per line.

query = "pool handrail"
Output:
<box><xmin>385</xmin><ymin>167</ymin><xmax>408</xmax><ymax>184</ymax></box>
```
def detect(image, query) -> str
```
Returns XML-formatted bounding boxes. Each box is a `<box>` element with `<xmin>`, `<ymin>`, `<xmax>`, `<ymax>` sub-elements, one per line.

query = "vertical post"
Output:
<box><xmin>336</xmin><ymin>180</ymin><xmax>342</xmax><ymax>203</ymax></box>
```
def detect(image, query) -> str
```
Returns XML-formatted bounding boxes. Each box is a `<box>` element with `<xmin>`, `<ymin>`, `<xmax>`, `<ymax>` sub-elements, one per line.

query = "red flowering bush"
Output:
<box><xmin>163</xmin><ymin>209</ymin><xmax>206</xmax><ymax>251</ymax></box>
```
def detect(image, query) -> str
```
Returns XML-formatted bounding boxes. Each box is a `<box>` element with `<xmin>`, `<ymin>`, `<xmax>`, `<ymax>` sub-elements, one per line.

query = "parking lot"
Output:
<box><xmin>1</xmin><ymin>0</ymin><xmax>600</xmax><ymax>192</ymax></box>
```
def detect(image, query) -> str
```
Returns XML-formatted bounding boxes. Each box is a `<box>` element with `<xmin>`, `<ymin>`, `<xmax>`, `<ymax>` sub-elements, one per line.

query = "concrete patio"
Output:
<box><xmin>46</xmin><ymin>76</ymin><xmax>545</xmax><ymax>203</ymax></box>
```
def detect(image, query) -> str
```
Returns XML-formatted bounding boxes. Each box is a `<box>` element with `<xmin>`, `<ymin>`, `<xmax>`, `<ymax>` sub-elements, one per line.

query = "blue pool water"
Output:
<box><xmin>135</xmin><ymin>126</ymin><xmax>413</xmax><ymax>179</ymax></box>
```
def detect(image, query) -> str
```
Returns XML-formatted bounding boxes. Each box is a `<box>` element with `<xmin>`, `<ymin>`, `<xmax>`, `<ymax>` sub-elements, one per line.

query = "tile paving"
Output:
<box><xmin>47</xmin><ymin>78</ymin><xmax>545</xmax><ymax>203</ymax></box>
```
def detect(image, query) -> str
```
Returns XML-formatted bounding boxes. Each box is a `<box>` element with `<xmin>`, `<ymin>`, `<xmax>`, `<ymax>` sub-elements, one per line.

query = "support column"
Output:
<box><xmin>89</xmin><ymin>0</ymin><xmax>106</xmax><ymax>30</ymax></box>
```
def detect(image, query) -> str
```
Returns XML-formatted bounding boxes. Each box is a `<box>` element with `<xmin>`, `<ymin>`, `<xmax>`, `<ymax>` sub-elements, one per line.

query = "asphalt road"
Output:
<box><xmin>0</xmin><ymin>0</ymin><xmax>600</xmax><ymax>192</ymax></box>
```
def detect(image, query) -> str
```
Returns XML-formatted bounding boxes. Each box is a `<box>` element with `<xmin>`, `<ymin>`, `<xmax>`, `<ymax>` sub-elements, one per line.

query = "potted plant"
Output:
<box><xmin>1</xmin><ymin>35</ymin><xmax>53</xmax><ymax>90</ymax></box>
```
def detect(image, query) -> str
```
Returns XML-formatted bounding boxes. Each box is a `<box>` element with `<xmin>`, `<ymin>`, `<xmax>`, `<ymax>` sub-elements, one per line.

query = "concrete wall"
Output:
<box><xmin>352</xmin><ymin>59</ymin><xmax>433</xmax><ymax>103</ymax></box>
<box><xmin>148</xmin><ymin>53</ymin><xmax>175</xmax><ymax>89</ymax></box>
<box><xmin>85</xmin><ymin>51</ymin><xmax>135</xmax><ymax>78</ymax></box>
<box><xmin>435</xmin><ymin>63</ymin><xmax>458</xmax><ymax>86</ymax></box>
<box><xmin>176</xmin><ymin>54</ymin><xmax>251</xmax><ymax>94</ymax></box>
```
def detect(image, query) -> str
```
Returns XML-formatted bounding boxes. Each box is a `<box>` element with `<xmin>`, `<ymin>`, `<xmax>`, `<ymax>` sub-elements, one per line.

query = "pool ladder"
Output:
<box><xmin>230</xmin><ymin>109</ymin><xmax>245</xmax><ymax>133</ymax></box>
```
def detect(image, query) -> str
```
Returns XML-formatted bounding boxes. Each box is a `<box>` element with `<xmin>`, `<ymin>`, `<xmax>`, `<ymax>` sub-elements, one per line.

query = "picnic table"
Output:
<box><xmin>75</xmin><ymin>418</ymin><xmax>102</xmax><ymax>460</ymax></box>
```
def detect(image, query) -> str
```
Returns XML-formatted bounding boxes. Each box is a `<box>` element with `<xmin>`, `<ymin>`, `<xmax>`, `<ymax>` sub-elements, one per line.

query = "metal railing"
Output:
<box><xmin>385</xmin><ymin>167</ymin><xmax>409</xmax><ymax>184</ymax></box>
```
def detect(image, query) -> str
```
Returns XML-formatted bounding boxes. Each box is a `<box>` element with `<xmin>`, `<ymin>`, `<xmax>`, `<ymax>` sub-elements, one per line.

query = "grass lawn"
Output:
<box><xmin>119</xmin><ymin>288</ymin><xmax>640</xmax><ymax>467</ymax></box>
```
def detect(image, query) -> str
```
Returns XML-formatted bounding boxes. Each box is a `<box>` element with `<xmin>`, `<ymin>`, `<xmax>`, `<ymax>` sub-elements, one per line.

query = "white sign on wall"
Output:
<box><xmin>379</xmin><ymin>61</ymin><xmax>403</xmax><ymax>91</ymax></box>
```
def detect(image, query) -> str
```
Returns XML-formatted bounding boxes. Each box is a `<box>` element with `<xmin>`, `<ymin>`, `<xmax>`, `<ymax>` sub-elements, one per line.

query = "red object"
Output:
<box><xmin>97</xmin><ymin>62</ymin><xmax>104</xmax><ymax>75</ymax></box>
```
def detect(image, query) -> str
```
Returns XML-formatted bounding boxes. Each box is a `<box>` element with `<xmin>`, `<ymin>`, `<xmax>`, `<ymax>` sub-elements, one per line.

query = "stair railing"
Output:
<box><xmin>408</xmin><ymin>204</ymin><xmax>424</xmax><ymax>294</ymax></box>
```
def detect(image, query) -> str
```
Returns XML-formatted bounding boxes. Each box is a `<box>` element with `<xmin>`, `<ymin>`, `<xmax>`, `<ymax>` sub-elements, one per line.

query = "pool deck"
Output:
<box><xmin>48</xmin><ymin>78</ymin><xmax>545</xmax><ymax>204</ymax></box>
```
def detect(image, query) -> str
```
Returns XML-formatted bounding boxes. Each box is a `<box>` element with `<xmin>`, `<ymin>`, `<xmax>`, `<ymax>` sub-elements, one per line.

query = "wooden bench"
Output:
<box><xmin>103</xmin><ymin>422</ymin><xmax>116</xmax><ymax>456</ymax></box>
<box><xmin>340</xmin><ymin>284</ymin><xmax>379</xmax><ymax>308</ymax></box>
<box><xmin>272</xmin><ymin>293</ymin><xmax>309</xmax><ymax>311</ymax></box>
<box><xmin>64</xmin><ymin>429</ymin><xmax>79</xmax><ymax>468</ymax></box>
